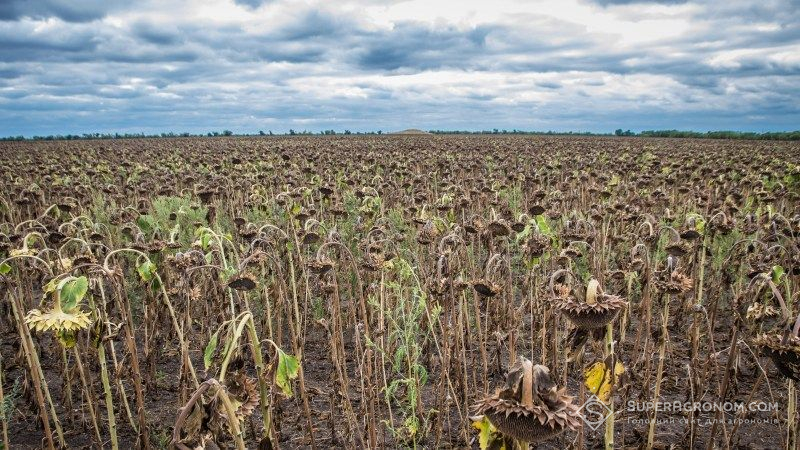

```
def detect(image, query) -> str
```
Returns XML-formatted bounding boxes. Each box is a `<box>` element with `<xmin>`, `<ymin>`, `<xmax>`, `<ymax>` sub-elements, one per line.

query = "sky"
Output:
<box><xmin>0</xmin><ymin>0</ymin><xmax>798</xmax><ymax>136</ymax></box>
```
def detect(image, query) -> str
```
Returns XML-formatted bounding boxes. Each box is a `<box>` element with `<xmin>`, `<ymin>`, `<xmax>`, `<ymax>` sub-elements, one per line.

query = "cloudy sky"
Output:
<box><xmin>1</xmin><ymin>0</ymin><xmax>798</xmax><ymax>136</ymax></box>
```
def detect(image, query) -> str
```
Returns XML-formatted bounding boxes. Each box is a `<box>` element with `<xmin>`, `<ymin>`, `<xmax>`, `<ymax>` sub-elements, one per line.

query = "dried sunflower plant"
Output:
<box><xmin>0</xmin><ymin>135</ymin><xmax>797</xmax><ymax>449</ymax></box>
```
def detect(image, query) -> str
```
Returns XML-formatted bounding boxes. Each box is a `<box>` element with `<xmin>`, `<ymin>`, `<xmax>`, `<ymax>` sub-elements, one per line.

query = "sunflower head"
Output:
<box><xmin>25</xmin><ymin>308</ymin><xmax>92</xmax><ymax>348</ymax></box>
<box><xmin>24</xmin><ymin>275</ymin><xmax>93</xmax><ymax>348</ymax></box>
<box><xmin>25</xmin><ymin>307</ymin><xmax>92</xmax><ymax>332</ymax></box>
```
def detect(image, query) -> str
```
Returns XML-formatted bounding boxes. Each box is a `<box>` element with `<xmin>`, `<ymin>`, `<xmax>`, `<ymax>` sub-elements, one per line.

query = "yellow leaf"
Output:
<box><xmin>584</xmin><ymin>362</ymin><xmax>606</xmax><ymax>398</ymax></box>
<box><xmin>585</xmin><ymin>361</ymin><xmax>625</xmax><ymax>403</ymax></box>
<box><xmin>472</xmin><ymin>415</ymin><xmax>509</xmax><ymax>449</ymax></box>
<box><xmin>472</xmin><ymin>416</ymin><xmax>495</xmax><ymax>450</ymax></box>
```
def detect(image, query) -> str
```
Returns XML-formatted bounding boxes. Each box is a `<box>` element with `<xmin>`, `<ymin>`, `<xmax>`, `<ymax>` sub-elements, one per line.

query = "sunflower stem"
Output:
<box><xmin>97</xmin><ymin>337</ymin><xmax>120</xmax><ymax>450</ymax></box>
<box><xmin>605</xmin><ymin>321</ymin><xmax>614</xmax><ymax>450</ymax></box>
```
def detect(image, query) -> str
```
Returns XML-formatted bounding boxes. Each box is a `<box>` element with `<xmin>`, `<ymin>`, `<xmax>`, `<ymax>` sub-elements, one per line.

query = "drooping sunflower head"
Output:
<box><xmin>25</xmin><ymin>307</ymin><xmax>92</xmax><ymax>348</ymax></box>
<box><xmin>25</xmin><ymin>308</ymin><xmax>92</xmax><ymax>333</ymax></box>
<box><xmin>24</xmin><ymin>275</ymin><xmax>93</xmax><ymax>347</ymax></box>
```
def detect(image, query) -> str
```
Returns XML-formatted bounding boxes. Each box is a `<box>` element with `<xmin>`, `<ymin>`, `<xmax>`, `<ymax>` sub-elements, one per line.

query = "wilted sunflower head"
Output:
<box><xmin>472</xmin><ymin>278</ymin><xmax>502</xmax><ymax>297</ymax></box>
<box><xmin>227</xmin><ymin>273</ymin><xmax>257</xmax><ymax>291</ymax></box>
<box><xmin>24</xmin><ymin>276</ymin><xmax>93</xmax><ymax>347</ymax></box>
<box><xmin>655</xmin><ymin>269</ymin><xmax>693</xmax><ymax>295</ymax></box>
<box><xmin>25</xmin><ymin>308</ymin><xmax>92</xmax><ymax>333</ymax></box>
<box><xmin>486</xmin><ymin>220</ymin><xmax>511</xmax><ymax>237</ymax></box>
<box><xmin>664</xmin><ymin>241</ymin><xmax>690</xmax><ymax>257</ymax></box>
<box><xmin>472</xmin><ymin>357</ymin><xmax>581</xmax><ymax>443</ymax></box>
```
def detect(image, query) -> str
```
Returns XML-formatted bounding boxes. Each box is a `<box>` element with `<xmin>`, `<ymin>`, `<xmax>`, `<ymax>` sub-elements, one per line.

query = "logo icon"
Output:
<box><xmin>579</xmin><ymin>395</ymin><xmax>614</xmax><ymax>430</ymax></box>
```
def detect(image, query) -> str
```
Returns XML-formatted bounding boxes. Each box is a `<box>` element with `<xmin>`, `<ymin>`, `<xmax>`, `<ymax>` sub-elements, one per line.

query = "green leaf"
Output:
<box><xmin>275</xmin><ymin>348</ymin><xmax>300</xmax><ymax>397</ymax></box>
<box><xmin>137</xmin><ymin>260</ymin><xmax>157</xmax><ymax>282</ymax></box>
<box><xmin>220</xmin><ymin>267</ymin><xmax>236</xmax><ymax>283</ymax></box>
<box><xmin>416</xmin><ymin>363</ymin><xmax>429</xmax><ymax>386</ymax></box>
<box><xmin>136</xmin><ymin>215</ymin><xmax>154</xmax><ymax>234</ymax></box>
<box><xmin>150</xmin><ymin>275</ymin><xmax>161</xmax><ymax>292</ymax></box>
<box><xmin>393</xmin><ymin>346</ymin><xmax>407</xmax><ymax>372</ymax></box>
<box><xmin>57</xmin><ymin>330</ymin><xmax>77</xmax><ymax>349</ymax></box>
<box><xmin>200</xmin><ymin>232</ymin><xmax>211</xmax><ymax>250</ymax></box>
<box><xmin>772</xmin><ymin>265</ymin><xmax>786</xmax><ymax>284</ymax></box>
<box><xmin>0</xmin><ymin>262</ymin><xmax>11</xmax><ymax>275</ymax></box>
<box><xmin>535</xmin><ymin>215</ymin><xmax>552</xmax><ymax>236</ymax></box>
<box><xmin>60</xmin><ymin>276</ymin><xmax>88</xmax><ymax>312</ymax></box>
<box><xmin>515</xmin><ymin>222</ymin><xmax>532</xmax><ymax>242</ymax></box>
<box><xmin>204</xmin><ymin>331</ymin><xmax>219</xmax><ymax>371</ymax></box>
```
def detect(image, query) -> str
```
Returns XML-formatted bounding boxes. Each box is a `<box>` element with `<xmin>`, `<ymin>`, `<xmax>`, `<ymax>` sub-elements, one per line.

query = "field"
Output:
<box><xmin>1</xmin><ymin>135</ymin><xmax>799</xmax><ymax>449</ymax></box>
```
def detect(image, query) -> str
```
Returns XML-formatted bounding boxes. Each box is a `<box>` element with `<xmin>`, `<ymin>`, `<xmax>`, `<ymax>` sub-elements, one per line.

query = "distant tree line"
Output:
<box><xmin>1</xmin><ymin>128</ymin><xmax>798</xmax><ymax>141</ymax></box>
<box><xmin>428</xmin><ymin>129</ymin><xmax>609</xmax><ymax>136</ymax></box>
<box><xmin>0</xmin><ymin>131</ymin><xmax>214</xmax><ymax>141</ymax></box>
<box><xmin>0</xmin><ymin>129</ymin><xmax>391</xmax><ymax>141</ymax></box>
<box><xmin>634</xmin><ymin>129</ymin><xmax>800</xmax><ymax>140</ymax></box>
<box><xmin>429</xmin><ymin>129</ymin><xmax>800</xmax><ymax>140</ymax></box>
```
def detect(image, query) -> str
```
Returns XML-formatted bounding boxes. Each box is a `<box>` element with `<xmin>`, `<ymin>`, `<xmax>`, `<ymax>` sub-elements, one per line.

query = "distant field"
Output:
<box><xmin>1</xmin><ymin>135</ymin><xmax>799</xmax><ymax>449</ymax></box>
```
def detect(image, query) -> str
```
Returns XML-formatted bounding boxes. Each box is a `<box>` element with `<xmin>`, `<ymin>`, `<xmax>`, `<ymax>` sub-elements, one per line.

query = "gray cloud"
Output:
<box><xmin>354</xmin><ymin>23</ymin><xmax>485</xmax><ymax>71</ymax></box>
<box><xmin>276</xmin><ymin>10</ymin><xmax>350</xmax><ymax>40</ymax></box>
<box><xmin>233</xmin><ymin>0</ymin><xmax>271</xmax><ymax>9</ymax></box>
<box><xmin>0</xmin><ymin>0</ymin><xmax>125</xmax><ymax>22</ymax></box>
<box><xmin>0</xmin><ymin>0</ymin><xmax>798</xmax><ymax>136</ymax></box>
<box><xmin>132</xmin><ymin>22</ymin><xmax>183</xmax><ymax>45</ymax></box>
<box><xmin>536</xmin><ymin>81</ymin><xmax>562</xmax><ymax>89</ymax></box>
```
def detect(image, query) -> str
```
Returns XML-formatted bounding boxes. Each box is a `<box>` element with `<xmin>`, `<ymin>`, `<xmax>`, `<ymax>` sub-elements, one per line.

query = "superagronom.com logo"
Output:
<box><xmin>578</xmin><ymin>398</ymin><xmax>779</xmax><ymax>430</ymax></box>
<box><xmin>578</xmin><ymin>395</ymin><xmax>614</xmax><ymax>430</ymax></box>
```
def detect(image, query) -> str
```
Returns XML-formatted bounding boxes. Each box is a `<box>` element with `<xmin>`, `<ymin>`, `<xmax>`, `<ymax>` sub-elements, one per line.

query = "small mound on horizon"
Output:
<box><xmin>390</xmin><ymin>128</ymin><xmax>431</xmax><ymax>135</ymax></box>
